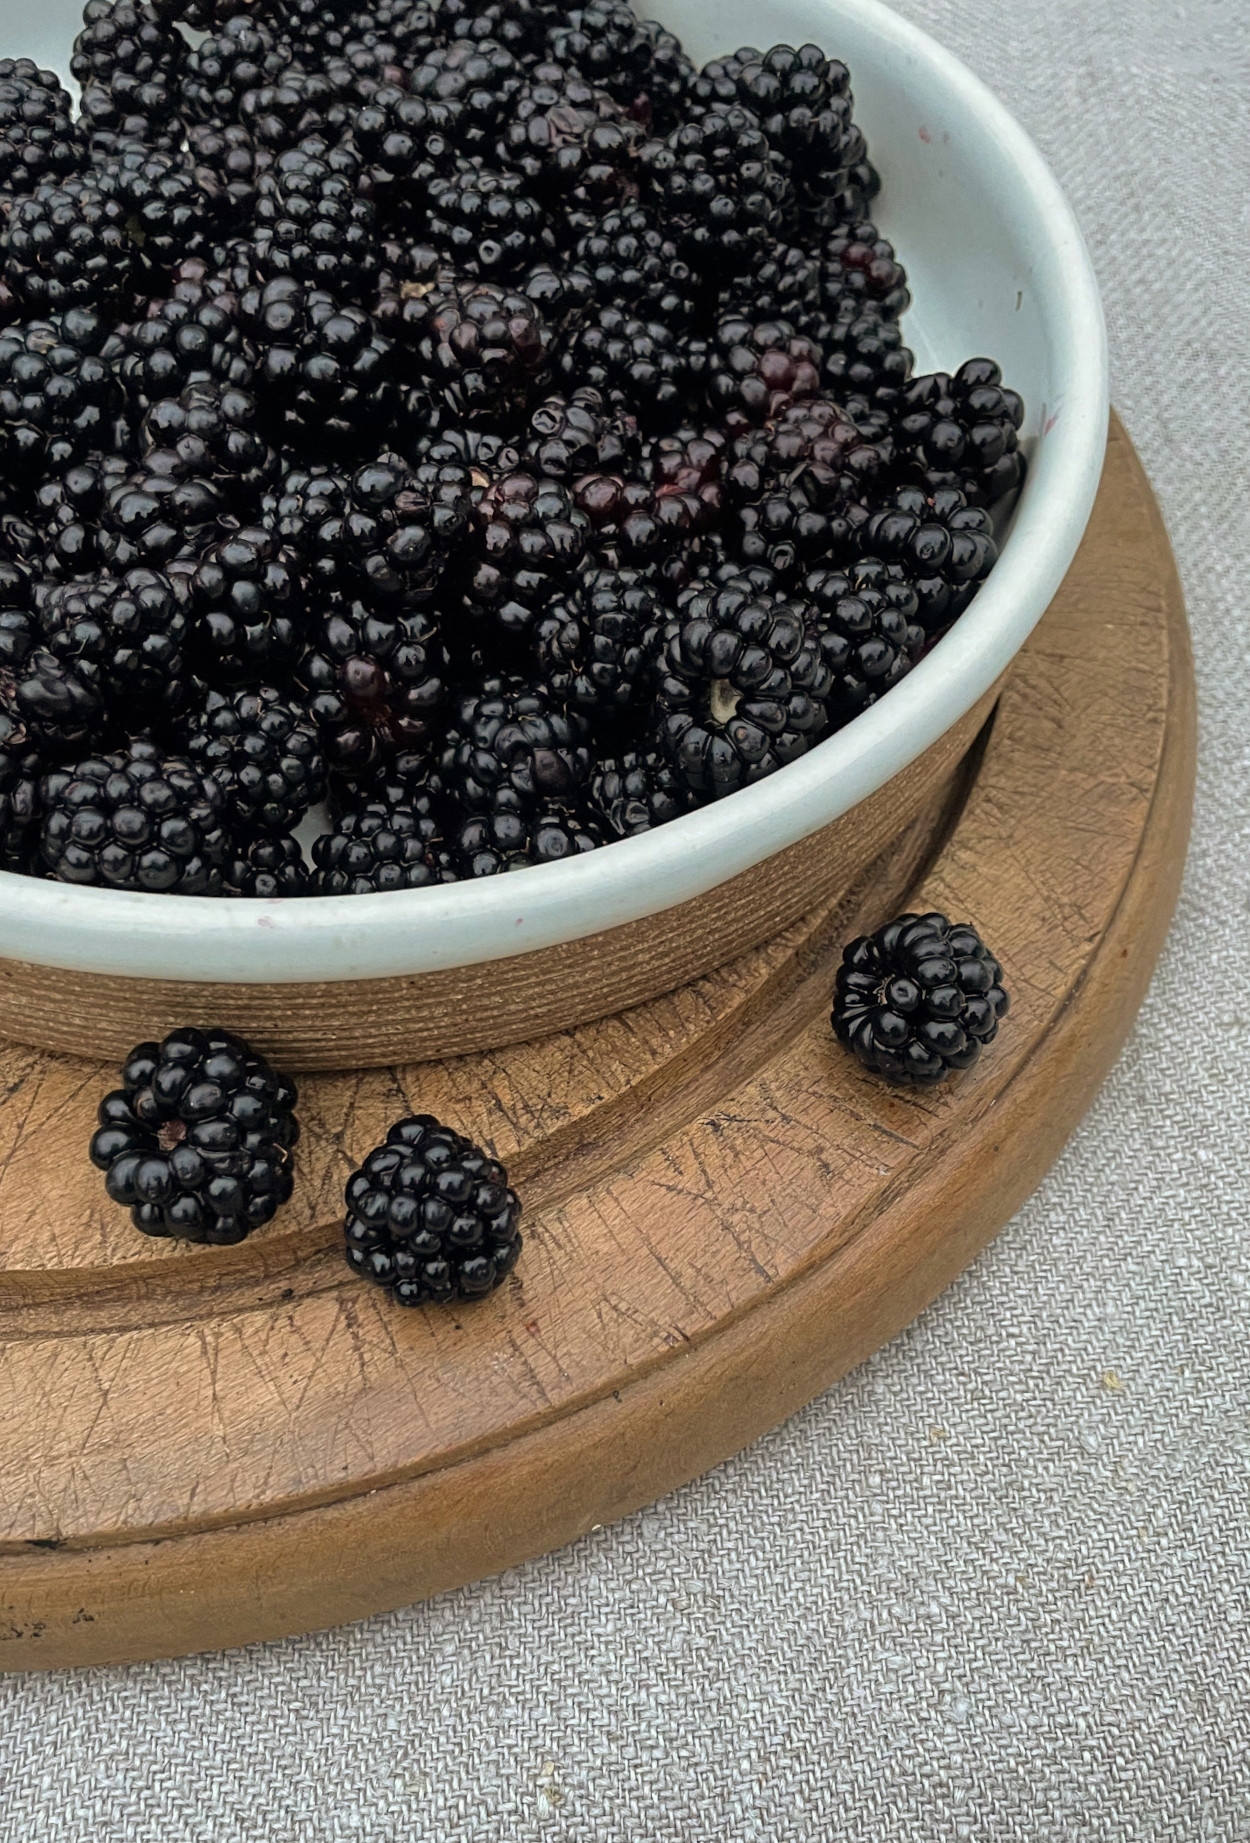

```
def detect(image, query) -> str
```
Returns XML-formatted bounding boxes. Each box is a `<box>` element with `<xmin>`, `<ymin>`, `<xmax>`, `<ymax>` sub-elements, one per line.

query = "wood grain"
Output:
<box><xmin>0</xmin><ymin>417</ymin><xmax>1195</xmax><ymax>1667</ymax></box>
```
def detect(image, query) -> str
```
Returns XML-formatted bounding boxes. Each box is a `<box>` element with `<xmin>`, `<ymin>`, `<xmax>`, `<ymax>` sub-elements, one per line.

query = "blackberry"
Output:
<box><xmin>0</xmin><ymin>309</ymin><xmax>126</xmax><ymax>480</ymax></box>
<box><xmin>142</xmin><ymin>381</ymin><xmax>276</xmax><ymax>502</ymax></box>
<box><xmin>89</xmin><ymin>1028</ymin><xmax>298</xmax><ymax>1244</ymax></box>
<box><xmin>352</xmin><ymin>86</ymin><xmax>459</xmax><ymax>199</ymax></box>
<box><xmin>522</xmin><ymin>387</ymin><xmax>639</xmax><ymax>480</ymax></box>
<box><xmin>532</xmin><ymin>566</ymin><xmax>662</xmax><ymax>713</ymax></box>
<box><xmin>547</xmin><ymin>4</ymin><xmax>692</xmax><ymax>134</ymax></box>
<box><xmin>101</xmin><ymin>454</ymin><xmax>227</xmax><ymax>569</ymax></box>
<box><xmin>516</xmin><ymin>257</ymin><xmax>595</xmax><ymax>335</ymax></box>
<box><xmin>451</xmin><ymin>786</ymin><xmax>601</xmax><ymax>876</ymax></box>
<box><xmin>33</xmin><ymin>567</ymin><xmax>188</xmax><ymax>720</ymax></box>
<box><xmin>497</xmin><ymin>61</ymin><xmax>641</xmax><ymax>203</ymax></box>
<box><xmin>704</xmin><ymin>314</ymin><xmax>822</xmax><ymax>427</ymax></box>
<box><xmin>118</xmin><ymin>286</ymin><xmax>254</xmax><ymax>414</ymax></box>
<box><xmin>343</xmin><ymin>1114</ymin><xmax>521</xmax><ymax>1306</ymax></box>
<box><xmin>443</xmin><ymin>0</ymin><xmax>562</xmax><ymax>57</ymax></box>
<box><xmin>272</xmin><ymin>454</ymin><xmax>466</xmax><ymax>604</ymax></box>
<box><xmin>240</xmin><ymin>68</ymin><xmax>333</xmax><ymax>153</ymax></box>
<box><xmin>656</xmin><ymin>575</ymin><xmax>832</xmax><ymax>798</ymax></box>
<box><xmin>0</xmin><ymin>695</ymin><xmax>41</xmax><ymax>868</ymax></box>
<box><xmin>0</xmin><ymin>59</ymin><xmax>86</xmax><ymax>195</ymax></box>
<box><xmin>188</xmin><ymin>120</ymin><xmax>270</xmax><ymax>218</ymax></box>
<box><xmin>558</xmin><ymin>304</ymin><xmax>694</xmax><ymax>433</ymax></box>
<box><xmin>588</xmin><ymin>746</ymin><xmax>693</xmax><ymax>838</ymax></box>
<box><xmin>862</xmin><ymin>485</ymin><xmax>998</xmax><ymax>636</ymax></box>
<box><xmin>414</xmin><ymin>425</ymin><xmax>521</xmax><ymax>474</ymax></box>
<box><xmin>188</xmin><ymin>685</ymin><xmax>325</xmax><ymax>834</ymax></box>
<box><xmin>893</xmin><ymin>359</ymin><xmax>1026</xmax><ymax>506</ymax></box>
<box><xmin>693</xmin><ymin>45</ymin><xmax>862</xmax><ymax>216</ymax></box>
<box><xmin>575</xmin><ymin>203</ymin><xmax>699</xmax><ymax>326</ymax></box>
<box><xmin>39</xmin><ymin>737</ymin><xmax>228</xmax><ymax>892</ymax></box>
<box><xmin>30</xmin><ymin>457</ymin><xmax>118</xmax><ymax>579</ymax></box>
<box><xmin>643</xmin><ymin>106</ymin><xmax>792</xmax><ymax>276</ymax></box>
<box><xmin>648</xmin><ymin>428</ymin><xmax>725</xmax><ymax>536</ymax></box>
<box><xmin>463</xmin><ymin>467</ymin><xmax>590</xmax><ymax>635</ymax></box>
<box><xmin>253</xmin><ymin>135</ymin><xmax>379</xmax><ymax>301</ymax></box>
<box><xmin>181</xmin><ymin>14</ymin><xmax>289</xmax><ymax>125</ymax></box>
<box><xmin>817</xmin><ymin>297</ymin><xmax>913</xmax><ymax>407</ymax></box>
<box><xmin>440</xmin><ymin>674</ymin><xmax>591</xmax><ymax>810</ymax></box>
<box><xmin>408</xmin><ymin>41</ymin><xmax>524</xmax><ymax>156</ymax></box>
<box><xmin>803</xmin><ymin>558</ymin><xmax>925</xmax><ymax>726</ymax></box>
<box><xmin>300</xmin><ymin>597</ymin><xmax>449</xmax><ymax>776</ymax></box>
<box><xmin>725</xmin><ymin>398</ymin><xmax>888</xmax><ymax>536</ymax></box>
<box><xmin>424</xmin><ymin>160</ymin><xmax>553</xmax><ymax>279</ymax></box>
<box><xmin>71</xmin><ymin>0</ymin><xmax>187</xmax><ymax>126</ymax></box>
<box><xmin>186</xmin><ymin>524</ymin><xmax>303</xmax><ymax>686</ymax></box>
<box><xmin>398</xmin><ymin>280</ymin><xmax>551</xmax><ymax>428</ymax></box>
<box><xmin>93</xmin><ymin>142</ymin><xmax>218</xmax><ymax>272</ymax></box>
<box><xmin>832</xmin><ymin>912</ymin><xmax>1009</xmax><ymax>1085</ymax></box>
<box><xmin>312</xmin><ymin>796</ymin><xmax>447</xmax><ymax>892</ymax></box>
<box><xmin>242</xmin><ymin>278</ymin><xmax>396</xmax><ymax>455</ymax></box>
<box><xmin>3</xmin><ymin>176</ymin><xmax>138</xmax><ymax>313</ymax></box>
<box><xmin>832</xmin><ymin>154</ymin><xmax>881</xmax><ymax>225</ymax></box>
<box><xmin>721</xmin><ymin>241</ymin><xmax>820</xmax><ymax>326</ymax></box>
<box><xmin>570</xmin><ymin>470</ymin><xmax>669</xmax><ymax>571</ymax></box>
<box><xmin>225</xmin><ymin>831</ymin><xmax>312</xmax><ymax>897</ymax></box>
<box><xmin>822</xmin><ymin>219</ymin><xmax>909</xmax><ymax>320</ymax></box>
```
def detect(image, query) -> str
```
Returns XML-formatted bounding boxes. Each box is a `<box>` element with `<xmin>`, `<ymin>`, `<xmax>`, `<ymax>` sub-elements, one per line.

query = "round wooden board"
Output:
<box><xmin>0</xmin><ymin>417</ymin><xmax>1195</xmax><ymax>1671</ymax></box>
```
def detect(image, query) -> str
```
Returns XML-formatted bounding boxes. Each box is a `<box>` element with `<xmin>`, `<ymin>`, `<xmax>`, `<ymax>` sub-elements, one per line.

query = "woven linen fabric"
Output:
<box><xmin>2</xmin><ymin>2</ymin><xmax>1249</xmax><ymax>1837</ymax></box>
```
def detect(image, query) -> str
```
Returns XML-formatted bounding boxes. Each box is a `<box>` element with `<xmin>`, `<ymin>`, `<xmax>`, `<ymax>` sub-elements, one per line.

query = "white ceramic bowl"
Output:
<box><xmin>0</xmin><ymin>0</ymin><xmax>1107</xmax><ymax>984</ymax></box>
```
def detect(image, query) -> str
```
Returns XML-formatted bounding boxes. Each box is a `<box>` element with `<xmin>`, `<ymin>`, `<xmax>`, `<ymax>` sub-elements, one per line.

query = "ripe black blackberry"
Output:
<box><xmin>424</xmin><ymin>160</ymin><xmax>553</xmax><ymax>279</ymax></box>
<box><xmin>704</xmin><ymin>315</ymin><xmax>823</xmax><ymax>428</ymax></box>
<box><xmin>588</xmin><ymin>746</ymin><xmax>693</xmax><ymax>838</ymax></box>
<box><xmin>643</xmin><ymin>105</ymin><xmax>793</xmax><ymax>277</ymax></box>
<box><xmin>451</xmin><ymin>786</ymin><xmax>602</xmax><ymax>876</ymax></box>
<box><xmin>3</xmin><ymin>176</ymin><xmax>138</xmax><ymax>313</ymax></box>
<box><xmin>832</xmin><ymin>912</ymin><xmax>1009</xmax><ymax>1085</ymax></box>
<box><xmin>693</xmin><ymin>44</ymin><xmax>863</xmax><ymax>221</ymax></box>
<box><xmin>300</xmin><ymin>598</ymin><xmax>449</xmax><ymax>776</ymax></box>
<box><xmin>71</xmin><ymin>0</ymin><xmax>187</xmax><ymax>140</ymax></box>
<box><xmin>532</xmin><ymin>566</ymin><xmax>663</xmax><ymax>714</ymax></box>
<box><xmin>0</xmin><ymin>59</ymin><xmax>86</xmax><ymax>195</ymax></box>
<box><xmin>344</xmin><ymin>1114</ymin><xmax>521</xmax><ymax>1306</ymax></box>
<box><xmin>862</xmin><ymin>484</ymin><xmax>998</xmax><ymax>636</ymax></box>
<box><xmin>119</xmin><ymin>285</ymin><xmax>254</xmax><ymax>414</ymax></box>
<box><xmin>0</xmin><ymin>695</ymin><xmax>41</xmax><ymax>868</ymax></box>
<box><xmin>94</xmin><ymin>143</ymin><xmax>219</xmax><ymax>274</ymax></box>
<box><xmin>39</xmin><ymin>737</ymin><xmax>228</xmax><ymax>893</ymax></box>
<box><xmin>547</xmin><ymin>3</ymin><xmax>692</xmax><ymax>134</ymax></box>
<box><xmin>181</xmin><ymin>13</ymin><xmax>288</xmax><ymax>125</ymax></box>
<box><xmin>188</xmin><ymin>685</ymin><xmax>325</xmax><ymax>835</ymax></box>
<box><xmin>185</xmin><ymin>525</ymin><xmax>303</xmax><ymax>687</ymax></box>
<box><xmin>312</xmin><ymin>797</ymin><xmax>448</xmax><ymax>892</ymax></box>
<box><xmin>558</xmin><ymin>305</ymin><xmax>694</xmax><ymax>434</ymax></box>
<box><xmin>655</xmin><ymin>575</ymin><xmax>833</xmax><ymax>799</ymax></box>
<box><xmin>269</xmin><ymin>454</ymin><xmax>465</xmax><ymax>605</ymax></box>
<box><xmin>443</xmin><ymin>0</ymin><xmax>561</xmax><ymax>57</ymax></box>
<box><xmin>239</xmin><ymin>68</ymin><xmax>333</xmax><ymax>154</ymax></box>
<box><xmin>463</xmin><ymin>467</ymin><xmax>590</xmax><ymax>636</ymax></box>
<box><xmin>34</xmin><ymin>567</ymin><xmax>188</xmax><ymax>722</ymax></box>
<box><xmin>252</xmin><ymin>135</ymin><xmax>380</xmax><ymax>302</ymax></box>
<box><xmin>243</xmin><ymin>278</ymin><xmax>396</xmax><ymax>456</ymax></box>
<box><xmin>101</xmin><ymin>454</ymin><xmax>227</xmax><ymax>569</ymax></box>
<box><xmin>225</xmin><ymin>832</ymin><xmax>311</xmax><ymax>897</ymax></box>
<box><xmin>575</xmin><ymin>203</ymin><xmax>699</xmax><ymax>326</ymax></box>
<box><xmin>0</xmin><ymin>309</ymin><xmax>126</xmax><ymax>480</ymax></box>
<box><xmin>893</xmin><ymin>359</ymin><xmax>1026</xmax><ymax>506</ymax></box>
<box><xmin>522</xmin><ymin>388</ymin><xmax>639</xmax><ymax>480</ymax></box>
<box><xmin>398</xmin><ymin>280</ymin><xmax>551</xmax><ymax>428</ymax></box>
<box><xmin>90</xmin><ymin>1028</ymin><xmax>298</xmax><ymax>1244</ymax></box>
<box><xmin>440</xmin><ymin>674</ymin><xmax>591</xmax><ymax>811</ymax></box>
<box><xmin>408</xmin><ymin>41</ymin><xmax>525</xmax><ymax>156</ymax></box>
<box><xmin>721</xmin><ymin>241</ymin><xmax>820</xmax><ymax>327</ymax></box>
<box><xmin>353</xmin><ymin>86</ymin><xmax>459</xmax><ymax>200</ymax></box>
<box><xmin>804</xmin><ymin>558</ymin><xmax>925</xmax><ymax>726</ymax></box>
<box><xmin>187</xmin><ymin>120</ymin><xmax>269</xmax><ymax>218</ymax></box>
<box><xmin>143</xmin><ymin>381</ymin><xmax>276</xmax><ymax>503</ymax></box>
<box><xmin>816</xmin><ymin>297</ymin><xmax>913</xmax><ymax>407</ymax></box>
<box><xmin>822</xmin><ymin>220</ymin><xmax>910</xmax><ymax>320</ymax></box>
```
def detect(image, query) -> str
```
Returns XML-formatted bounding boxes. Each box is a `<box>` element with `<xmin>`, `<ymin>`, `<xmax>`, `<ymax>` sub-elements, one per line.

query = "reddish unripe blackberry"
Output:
<box><xmin>90</xmin><ymin>1028</ymin><xmax>298</xmax><ymax>1244</ymax></box>
<box><xmin>40</xmin><ymin>738</ymin><xmax>228</xmax><ymax>893</ymax></box>
<box><xmin>344</xmin><ymin>1113</ymin><xmax>522</xmax><ymax>1306</ymax></box>
<box><xmin>833</xmin><ymin>912</ymin><xmax>1009</xmax><ymax>1085</ymax></box>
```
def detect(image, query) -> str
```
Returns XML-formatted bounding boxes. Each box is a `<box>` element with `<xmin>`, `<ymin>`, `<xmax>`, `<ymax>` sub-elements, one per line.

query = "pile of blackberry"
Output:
<box><xmin>0</xmin><ymin>4</ymin><xmax>1026</xmax><ymax>895</ymax></box>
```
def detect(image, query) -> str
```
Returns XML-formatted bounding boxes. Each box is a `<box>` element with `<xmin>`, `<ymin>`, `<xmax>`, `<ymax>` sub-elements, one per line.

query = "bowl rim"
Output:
<box><xmin>0</xmin><ymin>0</ymin><xmax>1110</xmax><ymax>985</ymax></box>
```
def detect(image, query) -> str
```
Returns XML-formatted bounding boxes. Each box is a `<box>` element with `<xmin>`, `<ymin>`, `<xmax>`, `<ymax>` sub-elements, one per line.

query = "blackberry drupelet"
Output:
<box><xmin>0</xmin><ymin>309</ymin><xmax>126</xmax><ymax>479</ymax></box>
<box><xmin>451</xmin><ymin>786</ymin><xmax>601</xmax><ymax>876</ymax></box>
<box><xmin>588</xmin><ymin>746</ymin><xmax>693</xmax><ymax>838</ymax></box>
<box><xmin>804</xmin><ymin>558</ymin><xmax>925</xmax><ymax>725</ymax></box>
<box><xmin>532</xmin><ymin>565</ymin><xmax>663</xmax><ymax>713</ymax></box>
<box><xmin>832</xmin><ymin>912</ymin><xmax>1009</xmax><ymax>1085</ymax></box>
<box><xmin>39</xmin><ymin>737</ymin><xmax>228</xmax><ymax>893</ymax></box>
<box><xmin>312</xmin><ymin>797</ymin><xmax>447</xmax><ymax>892</ymax></box>
<box><xmin>575</xmin><ymin>203</ymin><xmax>699</xmax><ymax>326</ymax></box>
<box><xmin>90</xmin><ymin>1028</ymin><xmax>298</xmax><ymax>1243</ymax></box>
<box><xmin>424</xmin><ymin>160</ymin><xmax>552</xmax><ymax>279</ymax></box>
<box><xmin>704</xmin><ymin>314</ymin><xmax>823</xmax><ymax>428</ymax></box>
<box><xmin>188</xmin><ymin>685</ymin><xmax>325</xmax><ymax>835</ymax></box>
<box><xmin>186</xmin><ymin>525</ymin><xmax>304</xmax><ymax>686</ymax></box>
<box><xmin>300</xmin><ymin>598</ymin><xmax>449</xmax><ymax>776</ymax></box>
<box><xmin>399</xmin><ymin>280</ymin><xmax>551</xmax><ymax>428</ymax></box>
<box><xmin>862</xmin><ymin>484</ymin><xmax>998</xmax><ymax>636</ymax></box>
<box><xmin>0</xmin><ymin>60</ymin><xmax>85</xmax><ymax>194</ymax></box>
<box><xmin>893</xmin><ymin>359</ymin><xmax>1026</xmax><ymax>506</ymax></box>
<box><xmin>463</xmin><ymin>467</ymin><xmax>590</xmax><ymax>635</ymax></box>
<box><xmin>558</xmin><ymin>305</ymin><xmax>694</xmax><ymax>433</ymax></box>
<box><xmin>243</xmin><ymin>278</ymin><xmax>396</xmax><ymax>455</ymax></box>
<box><xmin>522</xmin><ymin>387</ymin><xmax>639</xmax><ymax>480</ymax></box>
<box><xmin>224</xmin><ymin>831</ymin><xmax>311</xmax><ymax>896</ymax></box>
<box><xmin>656</xmin><ymin>574</ymin><xmax>832</xmax><ymax>799</ymax></box>
<box><xmin>3</xmin><ymin>176</ymin><xmax>137</xmax><ymax>313</ymax></box>
<box><xmin>440</xmin><ymin>674</ymin><xmax>591</xmax><ymax>810</ymax></box>
<box><xmin>71</xmin><ymin>0</ymin><xmax>187</xmax><ymax>140</ymax></box>
<box><xmin>344</xmin><ymin>1114</ymin><xmax>521</xmax><ymax>1305</ymax></box>
<box><xmin>252</xmin><ymin>135</ymin><xmax>380</xmax><ymax>301</ymax></box>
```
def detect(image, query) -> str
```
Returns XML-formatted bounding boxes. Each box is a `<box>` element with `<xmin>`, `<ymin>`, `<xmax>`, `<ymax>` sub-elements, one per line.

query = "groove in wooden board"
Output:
<box><xmin>0</xmin><ymin>418</ymin><xmax>1197</xmax><ymax>1666</ymax></box>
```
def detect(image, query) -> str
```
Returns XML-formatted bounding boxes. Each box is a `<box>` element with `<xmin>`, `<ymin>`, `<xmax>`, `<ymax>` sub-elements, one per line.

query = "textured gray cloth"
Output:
<box><xmin>3</xmin><ymin>2</ymin><xmax>1249</xmax><ymax>1838</ymax></box>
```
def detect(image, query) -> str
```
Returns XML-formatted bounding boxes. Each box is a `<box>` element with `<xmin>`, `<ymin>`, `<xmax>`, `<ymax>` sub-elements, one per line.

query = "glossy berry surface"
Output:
<box><xmin>832</xmin><ymin>911</ymin><xmax>1009</xmax><ymax>1086</ymax></box>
